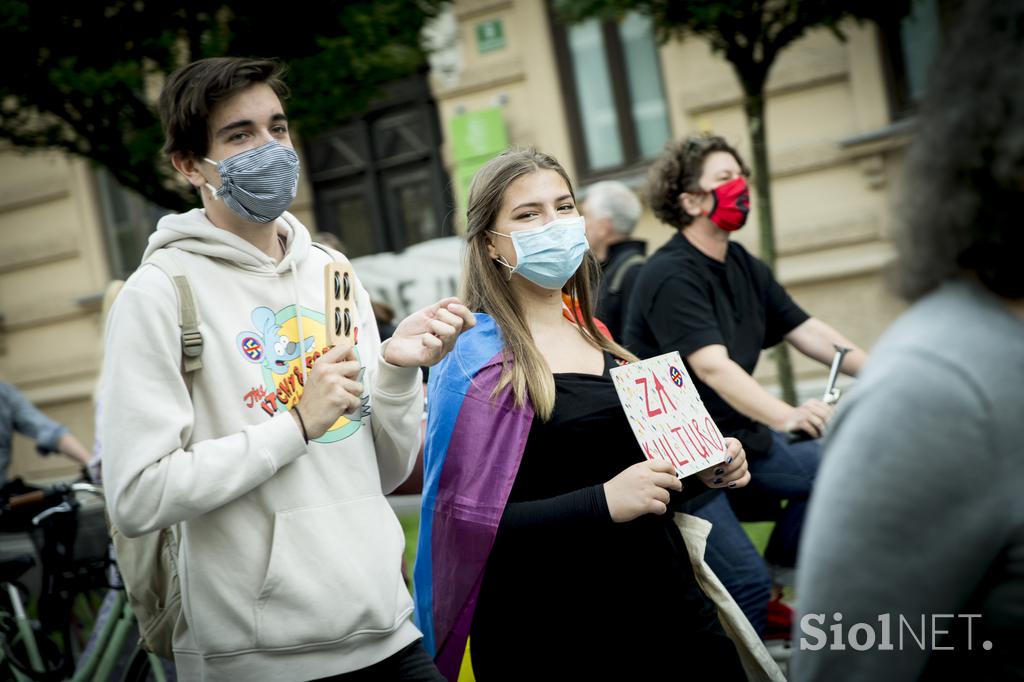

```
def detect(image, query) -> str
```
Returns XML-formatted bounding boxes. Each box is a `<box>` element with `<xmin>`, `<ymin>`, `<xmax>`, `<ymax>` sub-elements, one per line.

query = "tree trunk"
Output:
<box><xmin>743</xmin><ymin>89</ymin><xmax>798</xmax><ymax>406</ymax></box>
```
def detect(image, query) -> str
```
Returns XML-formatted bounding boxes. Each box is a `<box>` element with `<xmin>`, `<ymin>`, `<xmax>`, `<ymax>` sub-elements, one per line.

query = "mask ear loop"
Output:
<box><xmin>202</xmin><ymin>159</ymin><xmax>223</xmax><ymax>201</ymax></box>
<box><xmin>685</xmin><ymin>189</ymin><xmax>716</xmax><ymax>219</ymax></box>
<box><xmin>496</xmin><ymin>256</ymin><xmax>514</xmax><ymax>281</ymax></box>
<box><xmin>705</xmin><ymin>186</ymin><xmax>719</xmax><ymax>219</ymax></box>
<box><xmin>487</xmin><ymin>230</ymin><xmax>515</xmax><ymax>281</ymax></box>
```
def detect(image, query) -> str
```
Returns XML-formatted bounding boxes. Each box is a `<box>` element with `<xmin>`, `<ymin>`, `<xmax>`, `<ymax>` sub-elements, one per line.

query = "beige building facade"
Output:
<box><xmin>430</xmin><ymin>0</ymin><xmax>927</xmax><ymax>387</ymax></box>
<box><xmin>1</xmin><ymin>0</ymin><xmax>938</xmax><ymax>481</ymax></box>
<box><xmin>0</xmin><ymin>149</ymin><xmax>111</xmax><ymax>481</ymax></box>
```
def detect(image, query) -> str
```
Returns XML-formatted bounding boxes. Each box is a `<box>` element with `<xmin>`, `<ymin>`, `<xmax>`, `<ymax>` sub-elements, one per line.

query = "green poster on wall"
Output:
<box><xmin>450</xmin><ymin>108</ymin><xmax>508</xmax><ymax>163</ymax></box>
<box><xmin>449</xmin><ymin>108</ymin><xmax>509</xmax><ymax>217</ymax></box>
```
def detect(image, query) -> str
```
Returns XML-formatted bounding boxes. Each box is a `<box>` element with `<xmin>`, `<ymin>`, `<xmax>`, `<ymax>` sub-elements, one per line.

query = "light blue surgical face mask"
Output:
<box><xmin>488</xmin><ymin>215</ymin><xmax>590</xmax><ymax>290</ymax></box>
<box><xmin>204</xmin><ymin>141</ymin><xmax>300</xmax><ymax>223</ymax></box>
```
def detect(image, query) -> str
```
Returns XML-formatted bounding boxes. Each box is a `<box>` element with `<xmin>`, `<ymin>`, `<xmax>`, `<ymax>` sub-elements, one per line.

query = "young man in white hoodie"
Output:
<box><xmin>100</xmin><ymin>57</ymin><xmax>474</xmax><ymax>681</ymax></box>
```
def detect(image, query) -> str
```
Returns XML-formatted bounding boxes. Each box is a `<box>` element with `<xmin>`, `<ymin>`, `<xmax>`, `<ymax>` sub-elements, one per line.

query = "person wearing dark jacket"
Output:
<box><xmin>581</xmin><ymin>181</ymin><xmax>646</xmax><ymax>342</ymax></box>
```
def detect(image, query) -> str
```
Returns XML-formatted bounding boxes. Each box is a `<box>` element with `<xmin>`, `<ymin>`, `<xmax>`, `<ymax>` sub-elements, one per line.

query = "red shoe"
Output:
<box><xmin>764</xmin><ymin>596</ymin><xmax>794</xmax><ymax>641</ymax></box>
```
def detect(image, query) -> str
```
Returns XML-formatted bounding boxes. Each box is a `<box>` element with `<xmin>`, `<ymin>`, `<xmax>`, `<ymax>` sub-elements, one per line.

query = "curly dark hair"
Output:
<box><xmin>645</xmin><ymin>134</ymin><xmax>750</xmax><ymax>230</ymax></box>
<box><xmin>897</xmin><ymin>0</ymin><xmax>1024</xmax><ymax>301</ymax></box>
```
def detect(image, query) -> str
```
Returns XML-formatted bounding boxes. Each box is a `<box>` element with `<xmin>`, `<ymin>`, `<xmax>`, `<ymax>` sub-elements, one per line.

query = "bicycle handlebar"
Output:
<box><xmin>3</xmin><ymin>481</ymin><xmax>104</xmax><ymax>516</ymax></box>
<box><xmin>69</xmin><ymin>482</ymin><xmax>103</xmax><ymax>497</ymax></box>
<box><xmin>6</xmin><ymin>489</ymin><xmax>46</xmax><ymax>509</ymax></box>
<box><xmin>788</xmin><ymin>344</ymin><xmax>852</xmax><ymax>443</ymax></box>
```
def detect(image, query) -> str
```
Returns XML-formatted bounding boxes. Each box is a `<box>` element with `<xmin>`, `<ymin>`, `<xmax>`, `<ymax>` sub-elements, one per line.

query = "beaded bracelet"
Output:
<box><xmin>292</xmin><ymin>406</ymin><xmax>310</xmax><ymax>443</ymax></box>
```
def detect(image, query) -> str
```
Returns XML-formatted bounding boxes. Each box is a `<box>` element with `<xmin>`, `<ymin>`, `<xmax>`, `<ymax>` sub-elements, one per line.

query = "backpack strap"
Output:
<box><xmin>608</xmin><ymin>252</ymin><xmax>646</xmax><ymax>295</ymax></box>
<box><xmin>144</xmin><ymin>249</ymin><xmax>203</xmax><ymax>387</ymax></box>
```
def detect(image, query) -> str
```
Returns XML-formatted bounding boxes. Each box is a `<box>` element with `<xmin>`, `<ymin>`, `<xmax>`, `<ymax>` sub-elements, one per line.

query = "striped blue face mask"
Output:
<box><xmin>204</xmin><ymin>142</ymin><xmax>300</xmax><ymax>223</ymax></box>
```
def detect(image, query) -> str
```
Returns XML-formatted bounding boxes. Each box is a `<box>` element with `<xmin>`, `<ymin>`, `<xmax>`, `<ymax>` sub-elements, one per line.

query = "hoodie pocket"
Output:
<box><xmin>254</xmin><ymin>495</ymin><xmax>411</xmax><ymax>650</ymax></box>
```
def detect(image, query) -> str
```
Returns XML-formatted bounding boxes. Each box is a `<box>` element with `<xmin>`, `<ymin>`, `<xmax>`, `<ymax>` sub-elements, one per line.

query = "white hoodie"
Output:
<box><xmin>100</xmin><ymin>209</ymin><xmax>423</xmax><ymax>681</ymax></box>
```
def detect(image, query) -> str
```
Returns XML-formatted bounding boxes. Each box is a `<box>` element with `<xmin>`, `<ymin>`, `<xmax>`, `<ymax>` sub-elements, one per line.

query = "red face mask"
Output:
<box><xmin>704</xmin><ymin>176</ymin><xmax>750</xmax><ymax>232</ymax></box>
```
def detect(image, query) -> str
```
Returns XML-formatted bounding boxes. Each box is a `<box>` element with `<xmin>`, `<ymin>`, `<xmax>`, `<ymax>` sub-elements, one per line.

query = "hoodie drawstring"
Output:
<box><xmin>290</xmin><ymin>260</ymin><xmax>309</xmax><ymax>383</ymax></box>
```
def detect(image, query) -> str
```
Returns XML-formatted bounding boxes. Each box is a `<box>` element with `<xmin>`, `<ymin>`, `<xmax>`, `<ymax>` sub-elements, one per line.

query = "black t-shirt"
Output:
<box><xmin>468</xmin><ymin>352</ymin><xmax>738</xmax><ymax>680</ymax></box>
<box><xmin>623</xmin><ymin>232</ymin><xmax>808</xmax><ymax>457</ymax></box>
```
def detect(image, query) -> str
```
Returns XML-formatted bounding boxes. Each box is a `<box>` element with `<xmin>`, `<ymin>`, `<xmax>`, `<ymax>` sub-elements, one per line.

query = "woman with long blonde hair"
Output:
<box><xmin>413</xmin><ymin>149</ymin><xmax>750</xmax><ymax>680</ymax></box>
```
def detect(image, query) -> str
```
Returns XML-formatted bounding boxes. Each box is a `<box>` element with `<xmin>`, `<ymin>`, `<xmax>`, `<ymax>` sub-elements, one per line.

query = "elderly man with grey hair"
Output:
<box><xmin>580</xmin><ymin>180</ymin><xmax>646</xmax><ymax>341</ymax></box>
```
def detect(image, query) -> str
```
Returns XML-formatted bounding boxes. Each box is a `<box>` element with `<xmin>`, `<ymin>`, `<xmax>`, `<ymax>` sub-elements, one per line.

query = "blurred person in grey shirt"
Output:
<box><xmin>792</xmin><ymin>1</ymin><xmax>1024</xmax><ymax>680</ymax></box>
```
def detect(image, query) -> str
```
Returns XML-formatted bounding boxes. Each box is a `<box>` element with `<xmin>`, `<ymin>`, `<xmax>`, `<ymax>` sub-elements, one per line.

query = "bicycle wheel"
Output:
<box><xmin>0</xmin><ymin>627</ymin><xmax>66</xmax><ymax>682</ymax></box>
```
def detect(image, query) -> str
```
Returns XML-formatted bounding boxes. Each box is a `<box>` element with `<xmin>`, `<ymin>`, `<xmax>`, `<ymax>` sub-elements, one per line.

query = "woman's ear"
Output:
<box><xmin>171</xmin><ymin>152</ymin><xmax>209</xmax><ymax>190</ymax></box>
<box><xmin>680</xmin><ymin>190</ymin><xmax>706</xmax><ymax>218</ymax></box>
<box><xmin>485</xmin><ymin>235</ymin><xmax>500</xmax><ymax>261</ymax></box>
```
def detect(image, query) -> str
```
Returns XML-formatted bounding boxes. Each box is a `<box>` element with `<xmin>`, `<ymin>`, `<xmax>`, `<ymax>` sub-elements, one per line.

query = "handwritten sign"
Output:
<box><xmin>610</xmin><ymin>352</ymin><xmax>727</xmax><ymax>478</ymax></box>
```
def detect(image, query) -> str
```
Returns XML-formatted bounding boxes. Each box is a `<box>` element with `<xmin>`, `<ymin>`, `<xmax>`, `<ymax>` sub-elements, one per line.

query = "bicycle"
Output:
<box><xmin>0</xmin><ymin>482</ymin><xmax>166</xmax><ymax>681</ymax></box>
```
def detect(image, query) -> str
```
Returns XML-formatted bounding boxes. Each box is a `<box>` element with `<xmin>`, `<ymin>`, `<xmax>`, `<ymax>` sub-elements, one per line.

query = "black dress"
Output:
<box><xmin>468</xmin><ymin>353</ymin><xmax>746</xmax><ymax>680</ymax></box>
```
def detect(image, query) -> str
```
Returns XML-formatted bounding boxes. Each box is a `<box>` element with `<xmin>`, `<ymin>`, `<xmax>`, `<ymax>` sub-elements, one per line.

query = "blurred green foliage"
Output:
<box><xmin>0</xmin><ymin>1</ymin><xmax>445</xmax><ymax>210</ymax></box>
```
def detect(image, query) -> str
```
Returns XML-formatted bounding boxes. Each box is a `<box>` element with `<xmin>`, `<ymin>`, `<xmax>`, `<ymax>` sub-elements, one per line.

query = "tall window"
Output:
<box><xmin>95</xmin><ymin>169</ymin><xmax>165</xmax><ymax>280</ymax></box>
<box><xmin>306</xmin><ymin>75</ymin><xmax>453</xmax><ymax>256</ymax></box>
<box><xmin>879</xmin><ymin>0</ymin><xmax>953</xmax><ymax>120</ymax></box>
<box><xmin>552</xmin><ymin>10</ymin><xmax>672</xmax><ymax>179</ymax></box>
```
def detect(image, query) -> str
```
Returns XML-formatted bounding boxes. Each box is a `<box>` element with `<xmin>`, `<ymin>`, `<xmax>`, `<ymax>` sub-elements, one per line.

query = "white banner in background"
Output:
<box><xmin>351</xmin><ymin>236</ymin><xmax>465</xmax><ymax>319</ymax></box>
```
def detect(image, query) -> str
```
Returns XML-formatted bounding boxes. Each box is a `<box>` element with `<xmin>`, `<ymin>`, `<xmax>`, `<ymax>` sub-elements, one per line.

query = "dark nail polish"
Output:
<box><xmin>714</xmin><ymin>468</ymin><xmax>724</xmax><ymax>476</ymax></box>
<box><xmin>728</xmin><ymin>482</ymin><xmax>737</xmax><ymax>488</ymax></box>
<box><xmin>727</xmin><ymin>456</ymin><xmax>733</xmax><ymax>464</ymax></box>
<box><xmin>713</xmin><ymin>478</ymin><xmax>723</xmax><ymax>485</ymax></box>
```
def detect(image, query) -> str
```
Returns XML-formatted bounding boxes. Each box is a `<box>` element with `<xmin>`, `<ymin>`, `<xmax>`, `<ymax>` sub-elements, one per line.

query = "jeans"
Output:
<box><xmin>313</xmin><ymin>640</ymin><xmax>444</xmax><ymax>681</ymax></box>
<box><xmin>693</xmin><ymin>431</ymin><xmax>822</xmax><ymax>635</ymax></box>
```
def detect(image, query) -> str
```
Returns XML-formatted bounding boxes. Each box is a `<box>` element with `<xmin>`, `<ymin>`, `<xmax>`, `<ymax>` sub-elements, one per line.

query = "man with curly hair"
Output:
<box><xmin>623</xmin><ymin>133</ymin><xmax>867</xmax><ymax>636</ymax></box>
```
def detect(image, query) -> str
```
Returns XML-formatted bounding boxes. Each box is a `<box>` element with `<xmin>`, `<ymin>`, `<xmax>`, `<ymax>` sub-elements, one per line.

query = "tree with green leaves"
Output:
<box><xmin>0</xmin><ymin>1</ymin><xmax>444</xmax><ymax>211</ymax></box>
<box><xmin>555</xmin><ymin>0</ymin><xmax>911</xmax><ymax>403</ymax></box>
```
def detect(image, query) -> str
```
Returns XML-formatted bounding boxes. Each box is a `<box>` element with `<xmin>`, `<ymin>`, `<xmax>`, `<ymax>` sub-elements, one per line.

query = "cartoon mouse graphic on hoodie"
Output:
<box><xmin>239</xmin><ymin>306</ymin><xmax>315</xmax><ymax>375</ymax></box>
<box><xmin>236</xmin><ymin>304</ymin><xmax>371</xmax><ymax>434</ymax></box>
